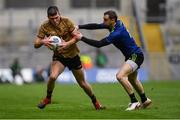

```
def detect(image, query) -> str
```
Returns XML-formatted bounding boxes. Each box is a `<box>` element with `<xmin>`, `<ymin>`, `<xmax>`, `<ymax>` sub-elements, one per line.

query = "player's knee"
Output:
<box><xmin>116</xmin><ymin>73</ymin><xmax>125</xmax><ymax>82</ymax></box>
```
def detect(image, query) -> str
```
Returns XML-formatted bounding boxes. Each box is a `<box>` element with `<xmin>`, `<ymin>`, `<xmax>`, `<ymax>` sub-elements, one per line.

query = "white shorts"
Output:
<box><xmin>126</xmin><ymin>60</ymin><xmax>138</xmax><ymax>72</ymax></box>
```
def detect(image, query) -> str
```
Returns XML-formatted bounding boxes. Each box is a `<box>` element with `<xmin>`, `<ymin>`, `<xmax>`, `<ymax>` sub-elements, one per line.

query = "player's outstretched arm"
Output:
<box><xmin>75</xmin><ymin>31</ymin><xmax>110</xmax><ymax>48</ymax></box>
<box><xmin>78</xmin><ymin>23</ymin><xmax>109</xmax><ymax>30</ymax></box>
<box><xmin>81</xmin><ymin>36</ymin><xmax>110</xmax><ymax>48</ymax></box>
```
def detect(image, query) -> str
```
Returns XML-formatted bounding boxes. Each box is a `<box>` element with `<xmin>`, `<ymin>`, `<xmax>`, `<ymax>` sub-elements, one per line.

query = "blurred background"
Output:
<box><xmin>0</xmin><ymin>0</ymin><xmax>180</xmax><ymax>85</ymax></box>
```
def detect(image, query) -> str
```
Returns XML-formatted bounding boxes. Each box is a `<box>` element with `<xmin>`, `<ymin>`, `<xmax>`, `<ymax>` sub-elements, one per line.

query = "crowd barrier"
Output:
<box><xmin>0</xmin><ymin>68</ymin><xmax>148</xmax><ymax>85</ymax></box>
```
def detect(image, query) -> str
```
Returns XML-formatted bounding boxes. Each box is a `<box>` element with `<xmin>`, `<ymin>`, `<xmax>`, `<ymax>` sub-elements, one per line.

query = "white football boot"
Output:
<box><xmin>141</xmin><ymin>98</ymin><xmax>152</xmax><ymax>109</ymax></box>
<box><xmin>125</xmin><ymin>102</ymin><xmax>141</xmax><ymax>111</ymax></box>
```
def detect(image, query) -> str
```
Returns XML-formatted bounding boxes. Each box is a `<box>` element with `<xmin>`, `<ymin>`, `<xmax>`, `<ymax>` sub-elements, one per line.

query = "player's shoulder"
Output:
<box><xmin>40</xmin><ymin>20</ymin><xmax>51</xmax><ymax>28</ymax></box>
<box><xmin>61</xmin><ymin>16</ymin><xmax>71</xmax><ymax>23</ymax></box>
<box><xmin>61</xmin><ymin>17</ymin><xmax>75</xmax><ymax>26</ymax></box>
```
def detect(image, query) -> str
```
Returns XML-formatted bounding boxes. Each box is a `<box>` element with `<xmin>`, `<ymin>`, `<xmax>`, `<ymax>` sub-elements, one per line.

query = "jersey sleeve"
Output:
<box><xmin>79</xmin><ymin>23</ymin><xmax>109</xmax><ymax>30</ymax></box>
<box><xmin>99</xmin><ymin>23</ymin><xmax>108</xmax><ymax>28</ymax></box>
<box><xmin>37</xmin><ymin>24</ymin><xmax>46</xmax><ymax>39</ymax></box>
<box><xmin>81</xmin><ymin>37</ymin><xmax>111</xmax><ymax>48</ymax></box>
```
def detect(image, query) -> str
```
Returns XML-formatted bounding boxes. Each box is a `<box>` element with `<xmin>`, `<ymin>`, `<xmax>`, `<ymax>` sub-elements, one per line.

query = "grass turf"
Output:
<box><xmin>0</xmin><ymin>80</ymin><xmax>180</xmax><ymax>119</ymax></box>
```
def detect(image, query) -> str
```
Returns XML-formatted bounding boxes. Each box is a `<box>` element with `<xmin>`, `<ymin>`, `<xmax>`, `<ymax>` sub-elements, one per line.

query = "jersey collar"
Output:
<box><xmin>110</xmin><ymin>20</ymin><xmax>122</xmax><ymax>32</ymax></box>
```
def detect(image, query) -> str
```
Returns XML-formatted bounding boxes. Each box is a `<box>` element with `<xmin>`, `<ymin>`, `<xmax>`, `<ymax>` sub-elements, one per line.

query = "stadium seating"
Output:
<box><xmin>119</xmin><ymin>16</ymin><xmax>141</xmax><ymax>47</ymax></box>
<box><xmin>143</xmin><ymin>23</ymin><xmax>165</xmax><ymax>52</ymax></box>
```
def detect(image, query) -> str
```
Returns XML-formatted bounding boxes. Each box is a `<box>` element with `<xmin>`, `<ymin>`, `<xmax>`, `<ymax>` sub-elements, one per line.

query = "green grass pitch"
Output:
<box><xmin>0</xmin><ymin>81</ymin><xmax>180</xmax><ymax>119</ymax></box>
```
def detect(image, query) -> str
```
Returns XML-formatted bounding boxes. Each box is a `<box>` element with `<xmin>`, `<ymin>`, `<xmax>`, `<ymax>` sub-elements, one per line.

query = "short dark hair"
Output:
<box><xmin>104</xmin><ymin>10</ymin><xmax>118</xmax><ymax>22</ymax></box>
<box><xmin>47</xmin><ymin>6</ymin><xmax>60</xmax><ymax>17</ymax></box>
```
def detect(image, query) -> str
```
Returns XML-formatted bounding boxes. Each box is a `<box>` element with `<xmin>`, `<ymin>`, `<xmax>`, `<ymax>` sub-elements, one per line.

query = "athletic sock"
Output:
<box><xmin>140</xmin><ymin>93</ymin><xmax>147</xmax><ymax>103</ymax></box>
<box><xmin>129</xmin><ymin>93</ymin><xmax>138</xmax><ymax>103</ymax></box>
<box><xmin>90</xmin><ymin>94</ymin><xmax>97</xmax><ymax>103</ymax></box>
<box><xmin>46</xmin><ymin>90</ymin><xmax>52</xmax><ymax>99</ymax></box>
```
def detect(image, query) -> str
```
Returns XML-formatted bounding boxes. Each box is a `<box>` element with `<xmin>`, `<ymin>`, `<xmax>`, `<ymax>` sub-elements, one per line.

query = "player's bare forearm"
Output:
<box><xmin>60</xmin><ymin>37</ymin><xmax>78</xmax><ymax>49</ymax></box>
<box><xmin>34</xmin><ymin>38</ymin><xmax>43</xmax><ymax>48</ymax></box>
<box><xmin>68</xmin><ymin>37</ymin><xmax>78</xmax><ymax>45</ymax></box>
<box><xmin>59</xmin><ymin>28</ymin><xmax>80</xmax><ymax>50</ymax></box>
<box><xmin>68</xmin><ymin>28</ymin><xmax>81</xmax><ymax>45</ymax></box>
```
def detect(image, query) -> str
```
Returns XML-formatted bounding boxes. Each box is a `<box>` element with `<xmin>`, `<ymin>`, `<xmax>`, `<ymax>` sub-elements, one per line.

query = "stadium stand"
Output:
<box><xmin>0</xmin><ymin>0</ymin><xmax>180</xmax><ymax>80</ymax></box>
<box><xmin>143</xmin><ymin>23</ymin><xmax>165</xmax><ymax>52</ymax></box>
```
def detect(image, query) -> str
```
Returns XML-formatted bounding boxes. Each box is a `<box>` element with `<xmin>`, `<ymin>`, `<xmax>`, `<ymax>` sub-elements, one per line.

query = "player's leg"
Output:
<box><xmin>37</xmin><ymin>61</ymin><xmax>65</xmax><ymax>109</ymax></box>
<box><xmin>128</xmin><ymin>71</ymin><xmax>152</xmax><ymax>108</ymax></box>
<box><xmin>116</xmin><ymin>63</ymin><xmax>140</xmax><ymax>110</ymax></box>
<box><xmin>128</xmin><ymin>71</ymin><xmax>144</xmax><ymax>95</ymax></box>
<box><xmin>71</xmin><ymin>68</ymin><xmax>105</xmax><ymax>110</ymax></box>
<box><xmin>71</xmin><ymin>68</ymin><xmax>94</xmax><ymax>98</ymax></box>
<box><xmin>46</xmin><ymin>61</ymin><xmax>65</xmax><ymax>98</ymax></box>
